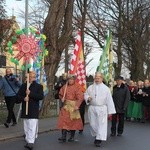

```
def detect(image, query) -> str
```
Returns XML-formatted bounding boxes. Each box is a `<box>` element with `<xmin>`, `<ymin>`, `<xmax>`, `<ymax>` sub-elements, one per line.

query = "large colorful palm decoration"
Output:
<box><xmin>7</xmin><ymin>27</ymin><xmax>48</xmax><ymax>70</ymax></box>
<box><xmin>7</xmin><ymin>27</ymin><xmax>48</xmax><ymax>115</ymax></box>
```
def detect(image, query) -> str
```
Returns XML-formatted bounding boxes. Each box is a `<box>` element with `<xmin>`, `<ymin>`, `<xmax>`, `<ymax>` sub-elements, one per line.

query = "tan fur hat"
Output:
<box><xmin>67</xmin><ymin>74</ymin><xmax>76</xmax><ymax>80</ymax></box>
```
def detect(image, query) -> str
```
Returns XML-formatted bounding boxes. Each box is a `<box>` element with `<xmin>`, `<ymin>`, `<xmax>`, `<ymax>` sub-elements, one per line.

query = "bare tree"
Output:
<box><xmin>0</xmin><ymin>0</ymin><xmax>7</xmax><ymax>53</ymax></box>
<box><xmin>17</xmin><ymin>0</ymin><xmax>47</xmax><ymax>30</ymax></box>
<box><xmin>74</xmin><ymin>0</ymin><xmax>122</xmax><ymax>78</ymax></box>
<box><xmin>74</xmin><ymin>0</ymin><xmax>124</xmax><ymax>77</ymax></box>
<box><xmin>122</xmin><ymin>0</ymin><xmax>150</xmax><ymax>80</ymax></box>
<box><xmin>0</xmin><ymin>0</ymin><xmax>6</xmax><ymax>19</ymax></box>
<box><xmin>40</xmin><ymin>0</ymin><xmax>74</xmax><ymax>115</ymax></box>
<box><xmin>83</xmin><ymin>0</ymin><xmax>150</xmax><ymax>80</ymax></box>
<box><xmin>73</xmin><ymin>0</ymin><xmax>99</xmax><ymax>67</ymax></box>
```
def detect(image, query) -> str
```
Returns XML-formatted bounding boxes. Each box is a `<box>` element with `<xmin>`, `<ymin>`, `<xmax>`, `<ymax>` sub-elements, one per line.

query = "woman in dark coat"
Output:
<box><xmin>126</xmin><ymin>80</ymin><xmax>136</xmax><ymax>120</ymax></box>
<box><xmin>132</xmin><ymin>80</ymin><xmax>144</xmax><ymax>121</ymax></box>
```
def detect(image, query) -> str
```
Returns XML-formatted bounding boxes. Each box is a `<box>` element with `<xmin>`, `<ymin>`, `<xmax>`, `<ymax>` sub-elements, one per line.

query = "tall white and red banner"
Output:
<box><xmin>69</xmin><ymin>31</ymin><xmax>86</xmax><ymax>91</ymax></box>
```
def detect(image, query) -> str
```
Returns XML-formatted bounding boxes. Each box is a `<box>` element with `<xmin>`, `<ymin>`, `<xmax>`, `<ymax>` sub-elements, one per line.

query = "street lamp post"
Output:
<box><xmin>16</xmin><ymin>0</ymin><xmax>28</xmax><ymax>31</ymax></box>
<box><xmin>24</xmin><ymin>0</ymin><xmax>29</xmax><ymax>76</ymax></box>
<box><xmin>25</xmin><ymin>0</ymin><xmax>28</xmax><ymax>34</ymax></box>
<box><xmin>16</xmin><ymin>0</ymin><xmax>29</xmax><ymax>73</ymax></box>
<box><xmin>24</xmin><ymin>0</ymin><xmax>29</xmax><ymax>116</ymax></box>
<box><xmin>16</xmin><ymin>0</ymin><xmax>29</xmax><ymax>115</ymax></box>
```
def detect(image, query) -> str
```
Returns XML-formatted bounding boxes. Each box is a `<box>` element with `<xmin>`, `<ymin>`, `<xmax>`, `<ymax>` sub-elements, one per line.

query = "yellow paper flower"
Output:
<box><xmin>41</xmin><ymin>34</ymin><xmax>46</xmax><ymax>41</ymax></box>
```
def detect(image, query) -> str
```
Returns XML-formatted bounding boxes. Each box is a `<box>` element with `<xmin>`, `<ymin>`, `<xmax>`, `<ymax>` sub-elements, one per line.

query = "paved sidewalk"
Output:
<box><xmin>0</xmin><ymin>113</ymin><xmax>89</xmax><ymax>141</ymax></box>
<box><xmin>0</xmin><ymin>117</ymin><xmax>58</xmax><ymax>141</ymax></box>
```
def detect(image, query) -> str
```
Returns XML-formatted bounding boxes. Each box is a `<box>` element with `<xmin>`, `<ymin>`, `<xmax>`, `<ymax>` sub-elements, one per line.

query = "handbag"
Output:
<box><xmin>5</xmin><ymin>76</ymin><xmax>21</xmax><ymax>104</ymax></box>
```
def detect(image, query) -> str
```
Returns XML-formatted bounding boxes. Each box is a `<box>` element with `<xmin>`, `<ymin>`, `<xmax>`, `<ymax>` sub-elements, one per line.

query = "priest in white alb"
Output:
<box><xmin>84</xmin><ymin>72</ymin><xmax>116</xmax><ymax>147</ymax></box>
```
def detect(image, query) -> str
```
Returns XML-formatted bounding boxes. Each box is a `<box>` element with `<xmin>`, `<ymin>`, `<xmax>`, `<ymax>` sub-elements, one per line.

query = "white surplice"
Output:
<box><xmin>84</xmin><ymin>82</ymin><xmax>116</xmax><ymax>141</ymax></box>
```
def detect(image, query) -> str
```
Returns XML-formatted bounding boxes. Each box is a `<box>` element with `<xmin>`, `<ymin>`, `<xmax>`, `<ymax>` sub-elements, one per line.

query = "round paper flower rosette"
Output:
<box><xmin>7</xmin><ymin>27</ymin><xmax>48</xmax><ymax>70</ymax></box>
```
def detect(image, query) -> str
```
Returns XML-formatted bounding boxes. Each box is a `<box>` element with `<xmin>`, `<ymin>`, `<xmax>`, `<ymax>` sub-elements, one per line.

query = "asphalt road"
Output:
<box><xmin>0</xmin><ymin>121</ymin><xmax>150</xmax><ymax>150</ymax></box>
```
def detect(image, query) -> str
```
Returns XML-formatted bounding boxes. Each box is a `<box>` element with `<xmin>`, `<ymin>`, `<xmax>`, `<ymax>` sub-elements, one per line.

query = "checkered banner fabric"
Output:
<box><xmin>70</xmin><ymin>31</ymin><xmax>86</xmax><ymax>91</ymax></box>
<box><xmin>76</xmin><ymin>59</ymin><xmax>86</xmax><ymax>89</ymax></box>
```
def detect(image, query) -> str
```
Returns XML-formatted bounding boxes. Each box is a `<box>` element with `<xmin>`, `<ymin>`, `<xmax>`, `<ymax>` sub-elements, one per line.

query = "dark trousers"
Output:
<box><xmin>79</xmin><ymin>101</ymin><xmax>86</xmax><ymax>131</ymax></box>
<box><xmin>144</xmin><ymin>106</ymin><xmax>150</xmax><ymax>120</ymax></box>
<box><xmin>5</xmin><ymin>96</ymin><xmax>17</xmax><ymax>124</ymax></box>
<box><xmin>61</xmin><ymin>130</ymin><xmax>75</xmax><ymax>139</ymax></box>
<box><xmin>111</xmin><ymin>113</ymin><xmax>125</xmax><ymax>134</ymax></box>
<box><xmin>70</xmin><ymin>130</ymin><xmax>75</xmax><ymax>138</ymax></box>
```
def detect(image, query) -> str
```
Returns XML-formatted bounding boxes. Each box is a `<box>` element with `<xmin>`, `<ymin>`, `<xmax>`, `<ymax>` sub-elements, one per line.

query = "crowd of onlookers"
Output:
<box><xmin>125</xmin><ymin>79</ymin><xmax>150</xmax><ymax>123</ymax></box>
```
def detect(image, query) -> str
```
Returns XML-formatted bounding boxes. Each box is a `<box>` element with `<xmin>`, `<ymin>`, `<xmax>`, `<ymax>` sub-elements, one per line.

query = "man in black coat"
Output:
<box><xmin>17</xmin><ymin>71</ymin><xmax>44</xmax><ymax>150</ymax></box>
<box><xmin>111</xmin><ymin>76</ymin><xmax>130</xmax><ymax>136</ymax></box>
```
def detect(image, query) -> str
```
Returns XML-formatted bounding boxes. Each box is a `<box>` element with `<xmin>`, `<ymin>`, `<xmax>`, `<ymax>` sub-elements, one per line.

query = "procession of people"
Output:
<box><xmin>54</xmin><ymin>73</ymin><xmax>150</xmax><ymax>148</ymax></box>
<box><xmin>0</xmin><ymin>68</ymin><xmax>150</xmax><ymax>149</ymax></box>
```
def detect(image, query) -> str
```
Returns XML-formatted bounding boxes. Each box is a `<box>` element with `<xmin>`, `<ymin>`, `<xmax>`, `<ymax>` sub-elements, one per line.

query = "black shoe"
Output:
<box><xmin>110</xmin><ymin>133</ymin><xmax>116</xmax><ymax>136</ymax></box>
<box><xmin>94</xmin><ymin>140</ymin><xmax>101</xmax><ymax>147</ymax></box>
<box><xmin>24</xmin><ymin>143</ymin><xmax>33</xmax><ymax>150</ymax></box>
<box><xmin>11</xmin><ymin>122</ymin><xmax>17</xmax><ymax>126</ymax></box>
<box><xmin>117</xmin><ymin>133</ymin><xmax>122</xmax><ymax>136</ymax></box>
<box><xmin>58</xmin><ymin>137</ymin><xmax>66</xmax><ymax>142</ymax></box>
<box><xmin>141</xmin><ymin>119</ymin><xmax>145</xmax><ymax>123</ymax></box>
<box><xmin>95</xmin><ymin>143</ymin><xmax>101</xmax><ymax>147</ymax></box>
<box><xmin>58</xmin><ymin>129</ymin><xmax>67</xmax><ymax>143</ymax></box>
<box><xmin>68</xmin><ymin>137</ymin><xmax>74</xmax><ymax>142</ymax></box>
<box><xmin>4</xmin><ymin>123</ymin><xmax>9</xmax><ymax>128</ymax></box>
<box><xmin>126</xmin><ymin>117</ymin><xmax>131</xmax><ymax>121</ymax></box>
<box><xmin>79</xmin><ymin>130</ymin><xmax>83</xmax><ymax>135</ymax></box>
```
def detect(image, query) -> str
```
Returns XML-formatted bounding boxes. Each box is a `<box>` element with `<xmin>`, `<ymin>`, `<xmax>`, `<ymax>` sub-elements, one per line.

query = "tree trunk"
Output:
<box><xmin>130</xmin><ymin>54</ymin><xmax>145</xmax><ymax>81</ymax></box>
<box><xmin>65</xmin><ymin>46</ymin><xmax>69</xmax><ymax>72</ymax></box>
<box><xmin>114</xmin><ymin>0</ymin><xmax>123</xmax><ymax>77</ymax></box>
<box><xmin>40</xmin><ymin>49</ymin><xmax>61</xmax><ymax>116</ymax></box>
<box><xmin>40</xmin><ymin>0</ymin><xmax>74</xmax><ymax>116</ymax></box>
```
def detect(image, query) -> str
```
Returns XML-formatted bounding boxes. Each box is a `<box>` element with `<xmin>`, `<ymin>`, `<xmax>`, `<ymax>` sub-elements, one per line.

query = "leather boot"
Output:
<box><xmin>68</xmin><ymin>130</ymin><xmax>75</xmax><ymax>142</ymax></box>
<box><xmin>94</xmin><ymin>140</ymin><xmax>101</xmax><ymax>147</ymax></box>
<box><xmin>58</xmin><ymin>129</ymin><xmax>67</xmax><ymax>142</ymax></box>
